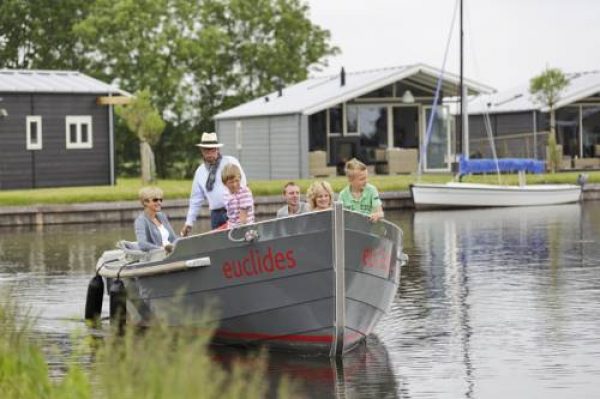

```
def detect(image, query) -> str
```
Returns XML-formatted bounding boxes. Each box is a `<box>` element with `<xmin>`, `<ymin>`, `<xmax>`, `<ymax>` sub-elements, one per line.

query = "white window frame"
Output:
<box><xmin>235</xmin><ymin>120</ymin><xmax>243</xmax><ymax>150</ymax></box>
<box><xmin>65</xmin><ymin>116</ymin><xmax>93</xmax><ymax>149</ymax></box>
<box><xmin>26</xmin><ymin>115</ymin><xmax>43</xmax><ymax>150</ymax></box>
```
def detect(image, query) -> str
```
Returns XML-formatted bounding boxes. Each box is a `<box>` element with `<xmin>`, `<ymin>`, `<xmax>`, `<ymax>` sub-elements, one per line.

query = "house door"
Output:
<box><xmin>422</xmin><ymin>106</ymin><xmax>451</xmax><ymax>171</ymax></box>
<box><xmin>556</xmin><ymin>107</ymin><xmax>580</xmax><ymax>158</ymax></box>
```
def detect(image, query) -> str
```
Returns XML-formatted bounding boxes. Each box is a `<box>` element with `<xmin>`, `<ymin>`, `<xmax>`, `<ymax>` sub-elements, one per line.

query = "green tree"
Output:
<box><xmin>75</xmin><ymin>0</ymin><xmax>339</xmax><ymax>177</ymax></box>
<box><xmin>117</xmin><ymin>90</ymin><xmax>166</xmax><ymax>183</ymax></box>
<box><xmin>530</xmin><ymin>67</ymin><xmax>569</xmax><ymax>172</ymax></box>
<box><xmin>74</xmin><ymin>0</ymin><xmax>202</xmax><ymax>178</ymax></box>
<box><xmin>0</xmin><ymin>0</ymin><xmax>90</xmax><ymax>69</ymax></box>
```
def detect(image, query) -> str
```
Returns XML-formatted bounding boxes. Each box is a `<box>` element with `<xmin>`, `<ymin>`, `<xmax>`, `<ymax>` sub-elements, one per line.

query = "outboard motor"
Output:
<box><xmin>109</xmin><ymin>279</ymin><xmax>127</xmax><ymax>333</ymax></box>
<box><xmin>84</xmin><ymin>274</ymin><xmax>104</xmax><ymax>324</ymax></box>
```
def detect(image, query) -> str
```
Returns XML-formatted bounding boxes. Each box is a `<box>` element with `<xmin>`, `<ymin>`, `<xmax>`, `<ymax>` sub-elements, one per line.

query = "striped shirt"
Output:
<box><xmin>224</xmin><ymin>185</ymin><xmax>255</xmax><ymax>227</ymax></box>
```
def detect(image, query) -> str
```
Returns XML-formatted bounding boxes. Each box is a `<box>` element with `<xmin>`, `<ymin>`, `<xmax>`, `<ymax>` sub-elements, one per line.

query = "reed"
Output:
<box><xmin>0</xmin><ymin>295</ymin><xmax>61</xmax><ymax>398</ymax></box>
<box><xmin>92</xmin><ymin>322</ymin><xmax>269</xmax><ymax>399</ymax></box>
<box><xmin>0</xmin><ymin>294</ymin><xmax>293</xmax><ymax>399</ymax></box>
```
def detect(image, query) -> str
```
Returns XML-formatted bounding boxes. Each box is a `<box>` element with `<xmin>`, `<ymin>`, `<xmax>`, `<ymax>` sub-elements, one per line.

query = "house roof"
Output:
<box><xmin>214</xmin><ymin>63</ymin><xmax>495</xmax><ymax>120</ymax></box>
<box><xmin>468</xmin><ymin>70</ymin><xmax>600</xmax><ymax>114</ymax></box>
<box><xmin>0</xmin><ymin>69</ymin><xmax>128</xmax><ymax>95</ymax></box>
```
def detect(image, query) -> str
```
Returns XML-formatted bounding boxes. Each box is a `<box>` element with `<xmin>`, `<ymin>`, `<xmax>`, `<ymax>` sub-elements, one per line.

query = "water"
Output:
<box><xmin>1</xmin><ymin>203</ymin><xmax>600</xmax><ymax>398</ymax></box>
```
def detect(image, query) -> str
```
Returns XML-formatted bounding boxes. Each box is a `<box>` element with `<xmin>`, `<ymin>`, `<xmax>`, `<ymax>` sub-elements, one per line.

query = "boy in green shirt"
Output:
<box><xmin>338</xmin><ymin>158</ymin><xmax>384</xmax><ymax>222</ymax></box>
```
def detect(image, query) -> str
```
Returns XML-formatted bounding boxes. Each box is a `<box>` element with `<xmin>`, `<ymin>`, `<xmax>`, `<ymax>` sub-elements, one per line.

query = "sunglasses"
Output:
<box><xmin>150</xmin><ymin>198</ymin><xmax>163</xmax><ymax>203</ymax></box>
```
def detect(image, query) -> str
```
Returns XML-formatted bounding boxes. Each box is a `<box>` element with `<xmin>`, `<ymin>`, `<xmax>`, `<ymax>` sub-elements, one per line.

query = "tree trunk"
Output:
<box><xmin>140</xmin><ymin>141</ymin><xmax>156</xmax><ymax>183</ymax></box>
<box><xmin>547</xmin><ymin>108</ymin><xmax>561</xmax><ymax>173</ymax></box>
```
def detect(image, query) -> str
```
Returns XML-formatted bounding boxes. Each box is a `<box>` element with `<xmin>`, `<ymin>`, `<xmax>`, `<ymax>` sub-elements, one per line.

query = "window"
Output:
<box><xmin>328</xmin><ymin>106</ymin><xmax>343</xmax><ymax>135</ymax></box>
<box><xmin>346</xmin><ymin>105</ymin><xmax>358</xmax><ymax>135</ymax></box>
<box><xmin>26</xmin><ymin>116</ymin><xmax>42</xmax><ymax>150</ymax></box>
<box><xmin>358</xmin><ymin>106</ymin><xmax>388</xmax><ymax>149</ymax></box>
<box><xmin>555</xmin><ymin>107</ymin><xmax>579</xmax><ymax>158</ymax></box>
<box><xmin>582</xmin><ymin>106</ymin><xmax>600</xmax><ymax>157</ymax></box>
<box><xmin>65</xmin><ymin>116</ymin><xmax>93</xmax><ymax>149</ymax></box>
<box><xmin>309</xmin><ymin>110</ymin><xmax>327</xmax><ymax>151</ymax></box>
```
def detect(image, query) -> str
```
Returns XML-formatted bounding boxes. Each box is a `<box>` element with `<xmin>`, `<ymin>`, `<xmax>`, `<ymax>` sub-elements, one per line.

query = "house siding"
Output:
<box><xmin>495</xmin><ymin>112</ymin><xmax>533</xmax><ymax>135</ymax></box>
<box><xmin>0</xmin><ymin>93</ymin><xmax>111</xmax><ymax>189</ymax></box>
<box><xmin>299</xmin><ymin>114</ymin><xmax>309</xmax><ymax>178</ymax></box>
<box><xmin>269</xmin><ymin>114</ymin><xmax>301</xmax><ymax>179</ymax></box>
<box><xmin>0</xmin><ymin>95</ymin><xmax>34</xmax><ymax>189</ymax></box>
<box><xmin>216</xmin><ymin>114</ymin><xmax>302</xmax><ymax>180</ymax></box>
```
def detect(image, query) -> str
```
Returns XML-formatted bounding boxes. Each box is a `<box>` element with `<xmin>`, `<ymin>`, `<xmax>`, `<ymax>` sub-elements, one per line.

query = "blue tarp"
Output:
<box><xmin>459</xmin><ymin>156</ymin><xmax>545</xmax><ymax>175</ymax></box>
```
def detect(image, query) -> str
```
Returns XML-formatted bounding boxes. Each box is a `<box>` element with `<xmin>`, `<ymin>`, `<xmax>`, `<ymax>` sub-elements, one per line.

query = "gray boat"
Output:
<box><xmin>93</xmin><ymin>203</ymin><xmax>407</xmax><ymax>357</ymax></box>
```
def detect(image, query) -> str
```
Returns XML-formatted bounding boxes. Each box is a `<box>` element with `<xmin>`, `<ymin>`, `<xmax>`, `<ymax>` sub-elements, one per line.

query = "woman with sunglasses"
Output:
<box><xmin>134</xmin><ymin>186</ymin><xmax>178</xmax><ymax>253</ymax></box>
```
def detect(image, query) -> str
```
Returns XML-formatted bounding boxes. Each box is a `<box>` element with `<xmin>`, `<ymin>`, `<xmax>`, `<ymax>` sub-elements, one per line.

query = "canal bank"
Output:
<box><xmin>2</xmin><ymin>186</ymin><xmax>599</xmax><ymax>227</ymax></box>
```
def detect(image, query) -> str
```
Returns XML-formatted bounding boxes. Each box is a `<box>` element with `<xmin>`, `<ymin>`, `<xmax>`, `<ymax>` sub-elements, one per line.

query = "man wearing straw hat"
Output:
<box><xmin>180</xmin><ymin>132</ymin><xmax>247</xmax><ymax>235</ymax></box>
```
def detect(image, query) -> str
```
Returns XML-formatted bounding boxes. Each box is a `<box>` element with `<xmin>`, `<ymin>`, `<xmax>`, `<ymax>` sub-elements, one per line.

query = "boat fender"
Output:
<box><xmin>109</xmin><ymin>279</ymin><xmax>127</xmax><ymax>332</ymax></box>
<box><xmin>84</xmin><ymin>274</ymin><xmax>104</xmax><ymax>324</ymax></box>
<box><xmin>577</xmin><ymin>173</ymin><xmax>588</xmax><ymax>187</ymax></box>
<box><xmin>398</xmin><ymin>252</ymin><xmax>409</xmax><ymax>267</ymax></box>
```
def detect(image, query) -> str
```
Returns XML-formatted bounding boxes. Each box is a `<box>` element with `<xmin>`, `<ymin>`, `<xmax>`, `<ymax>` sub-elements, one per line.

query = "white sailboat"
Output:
<box><xmin>410</xmin><ymin>0</ymin><xmax>582</xmax><ymax>209</ymax></box>
<box><xmin>411</xmin><ymin>181</ymin><xmax>581</xmax><ymax>209</ymax></box>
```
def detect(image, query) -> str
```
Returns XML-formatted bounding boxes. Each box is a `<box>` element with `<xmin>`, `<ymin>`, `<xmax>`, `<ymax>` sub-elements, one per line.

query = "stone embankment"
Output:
<box><xmin>2</xmin><ymin>186</ymin><xmax>599</xmax><ymax>227</ymax></box>
<box><xmin>0</xmin><ymin>192</ymin><xmax>413</xmax><ymax>227</ymax></box>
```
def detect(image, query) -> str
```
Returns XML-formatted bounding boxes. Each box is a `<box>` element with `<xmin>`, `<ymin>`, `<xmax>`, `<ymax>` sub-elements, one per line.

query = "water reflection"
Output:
<box><xmin>382</xmin><ymin>203</ymin><xmax>600</xmax><ymax>398</ymax></box>
<box><xmin>215</xmin><ymin>336</ymin><xmax>402</xmax><ymax>399</ymax></box>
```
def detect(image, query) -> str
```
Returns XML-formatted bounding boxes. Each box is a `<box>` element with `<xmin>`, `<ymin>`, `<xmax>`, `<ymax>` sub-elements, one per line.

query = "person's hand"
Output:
<box><xmin>180</xmin><ymin>224</ymin><xmax>192</xmax><ymax>237</ymax></box>
<box><xmin>369</xmin><ymin>211</ymin><xmax>384</xmax><ymax>223</ymax></box>
<box><xmin>164</xmin><ymin>244</ymin><xmax>174</xmax><ymax>253</ymax></box>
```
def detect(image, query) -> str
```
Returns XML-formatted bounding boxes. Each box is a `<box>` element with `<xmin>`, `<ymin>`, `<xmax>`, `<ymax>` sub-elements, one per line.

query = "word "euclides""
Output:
<box><xmin>222</xmin><ymin>247</ymin><xmax>296</xmax><ymax>279</ymax></box>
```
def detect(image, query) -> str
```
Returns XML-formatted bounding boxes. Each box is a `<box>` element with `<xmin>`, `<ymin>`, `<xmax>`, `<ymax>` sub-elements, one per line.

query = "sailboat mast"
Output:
<box><xmin>460</xmin><ymin>0</ymin><xmax>469</xmax><ymax>159</ymax></box>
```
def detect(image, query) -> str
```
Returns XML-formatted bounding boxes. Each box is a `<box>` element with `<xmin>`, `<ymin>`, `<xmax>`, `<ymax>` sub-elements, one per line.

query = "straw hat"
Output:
<box><xmin>196</xmin><ymin>132</ymin><xmax>223</xmax><ymax>148</ymax></box>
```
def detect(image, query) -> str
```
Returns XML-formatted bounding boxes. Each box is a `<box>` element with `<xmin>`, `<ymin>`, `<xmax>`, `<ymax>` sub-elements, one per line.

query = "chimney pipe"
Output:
<box><xmin>275</xmin><ymin>78</ymin><xmax>283</xmax><ymax>97</ymax></box>
<box><xmin>340</xmin><ymin>67</ymin><xmax>346</xmax><ymax>86</ymax></box>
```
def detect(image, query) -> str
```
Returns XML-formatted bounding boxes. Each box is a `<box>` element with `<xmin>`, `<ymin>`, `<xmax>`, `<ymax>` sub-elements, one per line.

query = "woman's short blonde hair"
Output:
<box><xmin>306</xmin><ymin>180</ymin><xmax>334</xmax><ymax>210</ymax></box>
<box><xmin>344</xmin><ymin>158</ymin><xmax>367</xmax><ymax>178</ymax></box>
<box><xmin>221</xmin><ymin>163</ymin><xmax>241</xmax><ymax>183</ymax></box>
<box><xmin>139</xmin><ymin>186</ymin><xmax>164</xmax><ymax>206</ymax></box>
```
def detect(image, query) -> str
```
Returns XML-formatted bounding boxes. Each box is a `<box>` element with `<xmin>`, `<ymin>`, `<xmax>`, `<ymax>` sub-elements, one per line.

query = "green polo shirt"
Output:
<box><xmin>339</xmin><ymin>183</ymin><xmax>382</xmax><ymax>216</ymax></box>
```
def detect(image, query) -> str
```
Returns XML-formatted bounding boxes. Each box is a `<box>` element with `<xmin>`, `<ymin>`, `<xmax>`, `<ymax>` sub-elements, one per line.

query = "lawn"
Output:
<box><xmin>0</xmin><ymin>172</ymin><xmax>596</xmax><ymax>206</ymax></box>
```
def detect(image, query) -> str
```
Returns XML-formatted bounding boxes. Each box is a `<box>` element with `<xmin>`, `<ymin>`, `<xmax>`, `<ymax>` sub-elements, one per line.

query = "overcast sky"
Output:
<box><xmin>306</xmin><ymin>0</ymin><xmax>600</xmax><ymax>91</ymax></box>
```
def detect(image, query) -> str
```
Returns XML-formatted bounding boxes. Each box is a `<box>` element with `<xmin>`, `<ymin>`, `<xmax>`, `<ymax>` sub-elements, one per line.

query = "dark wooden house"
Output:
<box><xmin>0</xmin><ymin>69</ymin><xmax>128</xmax><ymax>189</ymax></box>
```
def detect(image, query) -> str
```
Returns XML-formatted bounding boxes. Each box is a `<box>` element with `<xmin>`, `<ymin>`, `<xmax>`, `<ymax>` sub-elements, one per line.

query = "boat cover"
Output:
<box><xmin>459</xmin><ymin>156</ymin><xmax>545</xmax><ymax>175</ymax></box>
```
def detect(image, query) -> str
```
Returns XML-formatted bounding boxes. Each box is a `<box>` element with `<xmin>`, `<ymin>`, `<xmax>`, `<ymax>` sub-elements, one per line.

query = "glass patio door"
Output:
<box><xmin>422</xmin><ymin>106</ymin><xmax>451</xmax><ymax>171</ymax></box>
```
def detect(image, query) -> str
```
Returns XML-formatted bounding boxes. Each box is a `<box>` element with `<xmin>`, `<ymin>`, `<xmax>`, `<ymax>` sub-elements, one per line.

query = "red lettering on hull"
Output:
<box><xmin>222</xmin><ymin>247</ymin><xmax>297</xmax><ymax>279</ymax></box>
<box><xmin>361</xmin><ymin>245</ymin><xmax>392</xmax><ymax>274</ymax></box>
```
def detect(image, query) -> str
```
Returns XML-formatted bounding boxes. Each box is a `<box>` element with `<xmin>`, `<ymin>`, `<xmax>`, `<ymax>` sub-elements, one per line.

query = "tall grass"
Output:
<box><xmin>0</xmin><ymin>297</ymin><xmax>67</xmax><ymax>398</ymax></box>
<box><xmin>0</xmin><ymin>295</ymin><xmax>291</xmax><ymax>398</ymax></box>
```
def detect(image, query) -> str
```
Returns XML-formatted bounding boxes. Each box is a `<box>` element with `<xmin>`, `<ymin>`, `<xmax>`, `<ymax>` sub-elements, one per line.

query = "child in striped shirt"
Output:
<box><xmin>222</xmin><ymin>163</ymin><xmax>255</xmax><ymax>228</ymax></box>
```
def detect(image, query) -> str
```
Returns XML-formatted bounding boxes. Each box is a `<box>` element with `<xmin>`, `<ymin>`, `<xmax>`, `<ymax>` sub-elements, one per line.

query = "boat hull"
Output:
<box><xmin>97</xmin><ymin>207</ymin><xmax>403</xmax><ymax>355</ymax></box>
<box><xmin>410</xmin><ymin>182</ymin><xmax>582</xmax><ymax>209</ymax></box>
